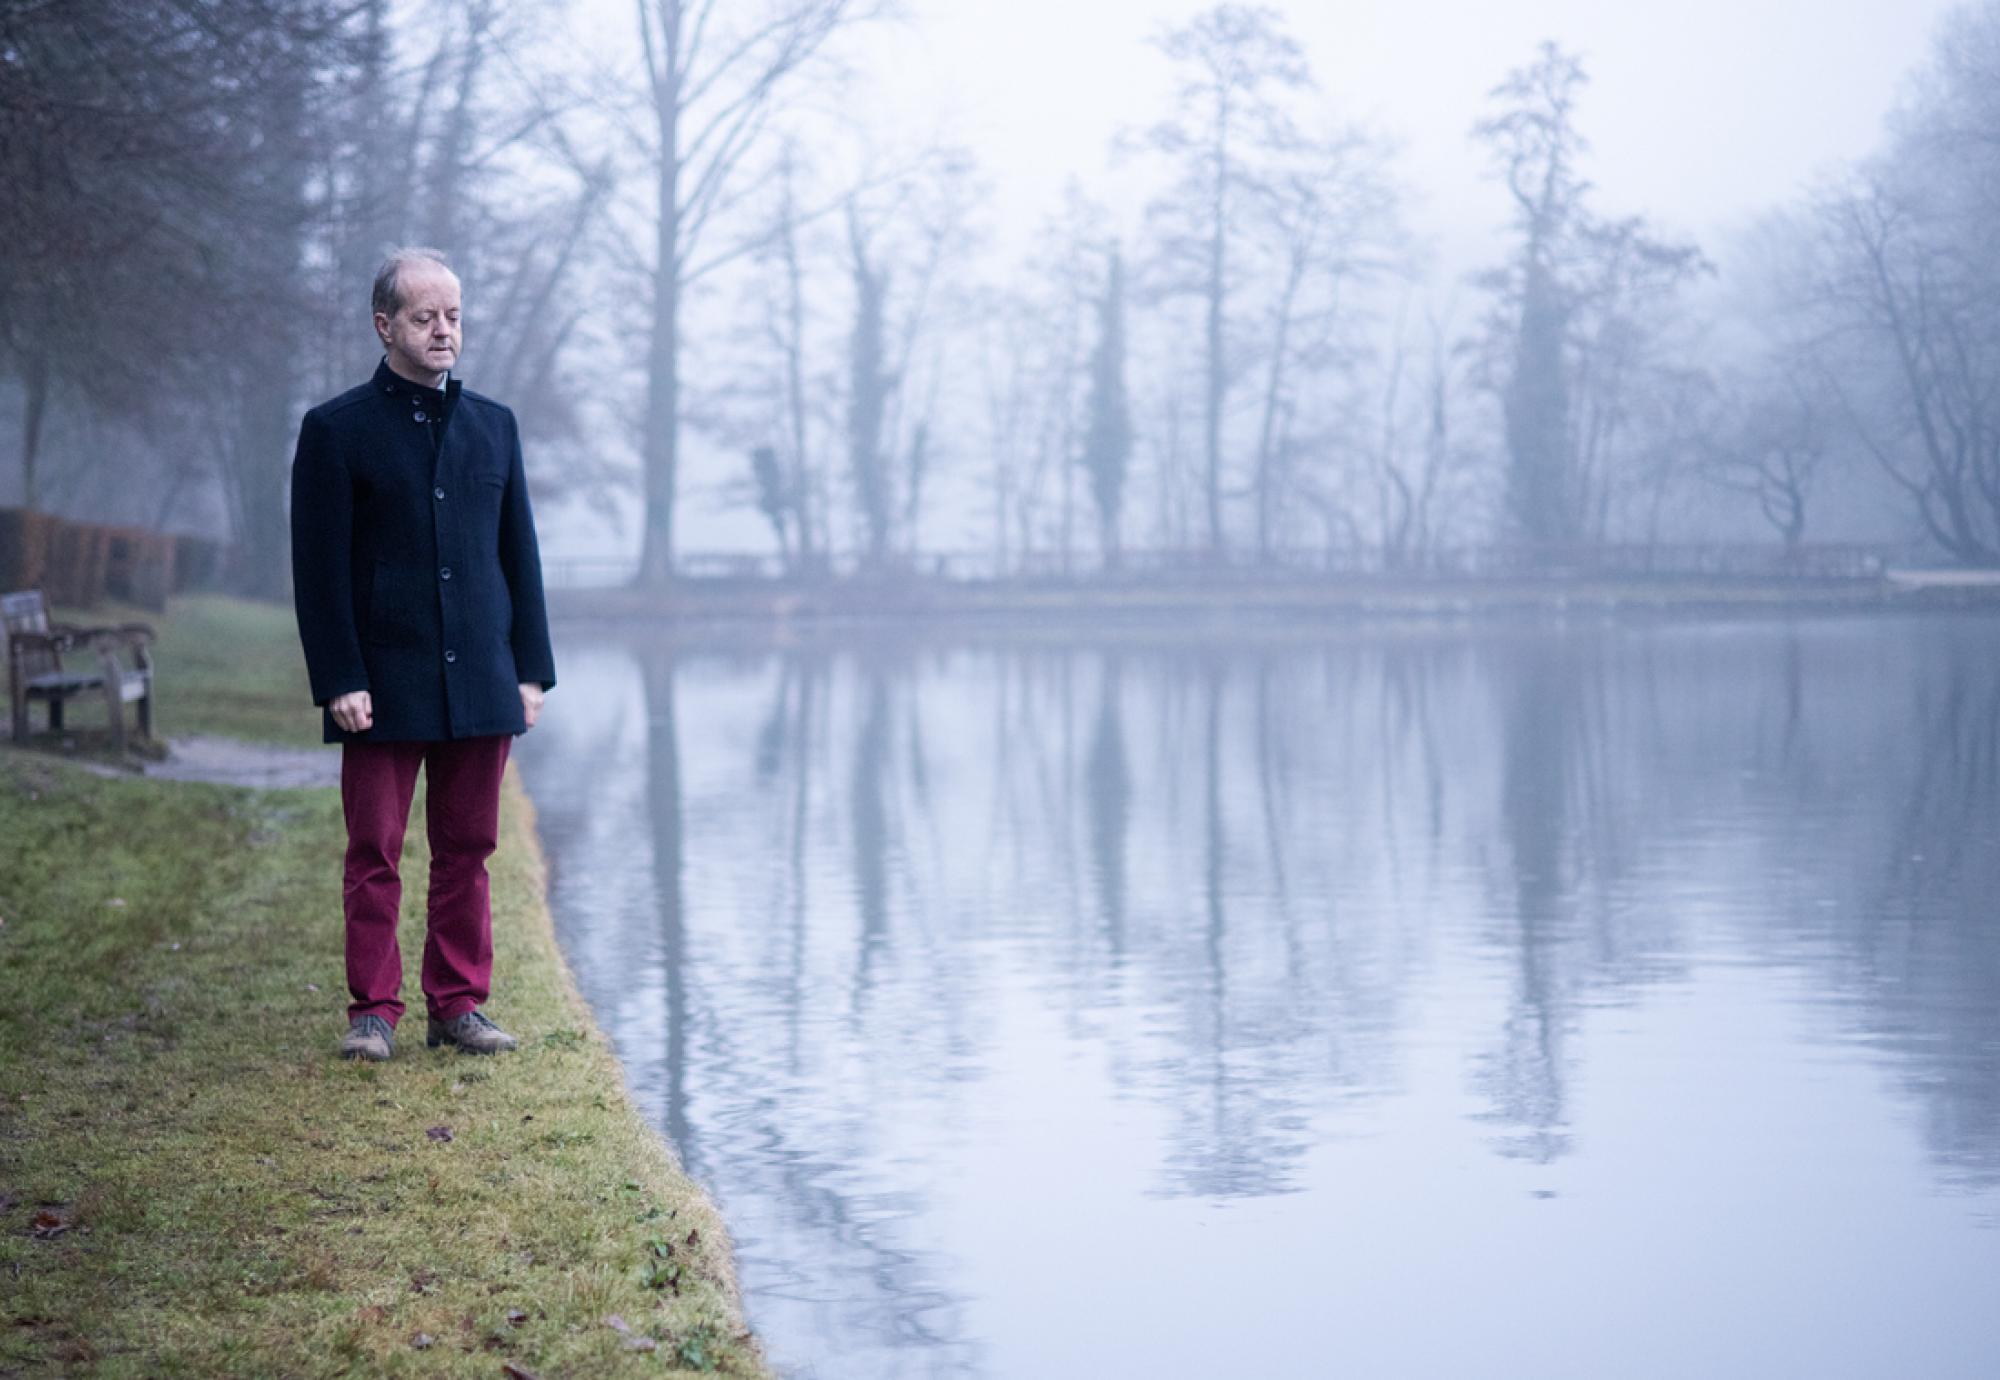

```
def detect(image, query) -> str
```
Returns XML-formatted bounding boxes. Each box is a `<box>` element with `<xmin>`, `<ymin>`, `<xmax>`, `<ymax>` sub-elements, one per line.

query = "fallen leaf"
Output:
<box><xmin>686</xmin><ymin>1228</ymin><xmax>701</xmax><ymax>1248</ymax></box>
<box><xmin>500</xmin><ymin>1364</ymin><xmax>542</xmax><ymax>1380</ymax></box>
<box><xmin>506</xmin><ymin>1308</ymin><xmax>528</xmax><ymax>1327</ymax></box>
<box><xmin>411</xmin><ymin>1332</ymin><xmax>435</xmax><ymax>1350</ymax></box>
<box><xmin>425</xmin><ymin>1126</ymin><xmax>454</xmax><ymax>1143</ymax></box>
<box><xmin>623</xmin><ymin>1335</ymin><xmax>658</xmax><ymax>1352</ymax></box>
<box><xmin>305</xmin><ymin>982</ymin><xmax>320</xmax><ymax>993</ymax></box>
<box><xmin>605</xmin><ymin>1315</ymin><xmax>631</xmax><ymax>1334</ymax></box>
<box><xmin>106</xmin><ymin>898</ymin><xmax>126</xmax><ymax>908</ymax></box>
<box><xmin>30</xmin><ymin>1208</ymin><xmax>69</xmax><ymax>1240</ymax></box>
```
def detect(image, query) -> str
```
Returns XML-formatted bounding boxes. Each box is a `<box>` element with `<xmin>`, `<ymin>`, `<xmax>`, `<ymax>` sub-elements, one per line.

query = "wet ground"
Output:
<box><xmin>147</xmin><ymin>735</ymin><xmax>339</xmax><ymax>789</ymax></box>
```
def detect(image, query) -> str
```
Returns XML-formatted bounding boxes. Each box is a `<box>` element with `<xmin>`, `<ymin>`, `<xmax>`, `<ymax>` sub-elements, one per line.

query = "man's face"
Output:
<box><xmin>375</xmin><ymin>264</ymin><xmax>462</xmax><ymax>383</ymax></box>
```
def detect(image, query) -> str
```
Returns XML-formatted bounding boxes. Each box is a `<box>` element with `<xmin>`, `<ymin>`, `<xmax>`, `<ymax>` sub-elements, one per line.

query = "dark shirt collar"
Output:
<box><xmin>373</xmin><ymin>357</ymin><xmax>459</xmax><ymax>404</ymax></box>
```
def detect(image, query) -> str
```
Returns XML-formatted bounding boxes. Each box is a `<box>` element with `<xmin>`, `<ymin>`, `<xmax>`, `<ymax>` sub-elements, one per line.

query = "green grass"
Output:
<box><xmin>144</xmin><ymin>595</ymin><xmax>327</xmax><ymax>747</ymax></box>
<box><xmin>31</xmin><ymin>594</ymin><xmax>323</xmax><ymax>751</ymax></box>
<box><xmin>0</xmin><ymin>596</ymin><xmax>764</xmax><ymax>1377</ymax></box>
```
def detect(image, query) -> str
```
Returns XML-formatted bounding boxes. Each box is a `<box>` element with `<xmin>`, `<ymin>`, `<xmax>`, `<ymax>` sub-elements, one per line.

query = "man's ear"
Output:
<box><xmin>372</xmin><ymin>310</ymin><xmax>392</xmax><ymax>345</ymax></box>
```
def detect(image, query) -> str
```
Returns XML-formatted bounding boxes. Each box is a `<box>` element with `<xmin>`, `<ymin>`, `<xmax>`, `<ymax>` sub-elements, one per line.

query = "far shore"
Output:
<box><xmin>547</xmin><ymin>567</ymin><xmax>2000</xmax><ymax>632</ymax></box>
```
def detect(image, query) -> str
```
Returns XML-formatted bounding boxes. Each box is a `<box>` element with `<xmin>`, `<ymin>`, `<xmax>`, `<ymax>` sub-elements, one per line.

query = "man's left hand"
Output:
<box><xmin>520</xmin><ymin>683</ymin><xmax>544</xmax><ymax>729</ymax></box>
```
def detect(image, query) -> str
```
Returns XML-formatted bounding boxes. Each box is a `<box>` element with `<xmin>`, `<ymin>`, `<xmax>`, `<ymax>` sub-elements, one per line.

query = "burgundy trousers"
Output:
<box><xmin>340</xmin><ymin>735</ymin><xmax>512</xmax><ymax>1026</ymax></box>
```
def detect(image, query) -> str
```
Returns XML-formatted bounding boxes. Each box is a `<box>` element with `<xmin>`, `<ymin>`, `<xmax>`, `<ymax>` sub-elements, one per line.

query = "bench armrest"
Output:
<box><xmin>48</xmin><ymin>622</ymin><xmax>155</xmax><ymax>649</ymax></box>
<box><xmin>7</xmin><ymin>629</ymin><xmax>69</xmax><ymax>657</ymax></box>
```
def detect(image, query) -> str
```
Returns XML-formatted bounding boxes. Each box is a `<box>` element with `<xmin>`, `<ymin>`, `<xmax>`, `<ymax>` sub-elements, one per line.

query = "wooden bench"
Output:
<box><xmin>4</xmin><ymin>589</ymin><xmax>156</xmax><ymax>753</ymax></box>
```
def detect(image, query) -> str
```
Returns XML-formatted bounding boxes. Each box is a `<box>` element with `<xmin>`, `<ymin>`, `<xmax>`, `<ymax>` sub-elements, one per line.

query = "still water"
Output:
<box><xmin>517</xmin><ymin>615</ymin><xmax>2000</xmax><ymax>1379</ymax></box>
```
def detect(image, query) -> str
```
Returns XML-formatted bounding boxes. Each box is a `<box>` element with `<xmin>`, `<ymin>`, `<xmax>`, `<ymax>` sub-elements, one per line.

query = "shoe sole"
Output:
<box><xmin>426</xmin><ymin>1036</ymin><xmax>514</xmax><ymax>1054</ymax></box>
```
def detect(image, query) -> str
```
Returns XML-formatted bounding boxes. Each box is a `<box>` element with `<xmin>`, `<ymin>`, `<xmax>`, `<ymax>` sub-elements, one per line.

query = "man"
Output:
<box><xmin>291</xmin><ymin>247</ymin><xmax>556</xmax><ymax>1061</ymax></box>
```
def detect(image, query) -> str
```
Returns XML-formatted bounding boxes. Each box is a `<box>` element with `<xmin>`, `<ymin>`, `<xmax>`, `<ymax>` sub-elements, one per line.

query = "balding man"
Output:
<box><xmin>291</xmin><ymin>247</ymin><xmax>556</xmax><ymax>1061</ymax></box>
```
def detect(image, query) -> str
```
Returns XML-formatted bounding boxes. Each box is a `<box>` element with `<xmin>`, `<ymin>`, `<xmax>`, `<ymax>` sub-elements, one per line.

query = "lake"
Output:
<box><xmin>517</xmin><ymin>613</ymin><xmax>2000</xmax><ymax>1379</ymax></box>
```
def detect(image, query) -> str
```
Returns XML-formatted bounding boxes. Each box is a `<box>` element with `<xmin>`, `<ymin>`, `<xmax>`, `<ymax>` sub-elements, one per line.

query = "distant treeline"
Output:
<box><xmin>3</xmin><ymin>1</ymin><xmax>1997</xmax><ymax>594</ymax></box>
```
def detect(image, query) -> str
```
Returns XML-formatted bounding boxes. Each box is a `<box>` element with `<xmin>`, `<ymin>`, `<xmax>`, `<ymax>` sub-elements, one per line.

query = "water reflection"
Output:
<box><xmin>521</xmin><ymin>617</ymin><xmax>2000</xmax><ymax>1379</ymax></box>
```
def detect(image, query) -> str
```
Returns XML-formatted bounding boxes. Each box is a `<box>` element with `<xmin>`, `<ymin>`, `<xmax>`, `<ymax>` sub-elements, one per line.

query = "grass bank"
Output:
<box><xmin>0</xmin><ymin>596</ymin><xmax>764</xmax><ymax>1377</ymax></box>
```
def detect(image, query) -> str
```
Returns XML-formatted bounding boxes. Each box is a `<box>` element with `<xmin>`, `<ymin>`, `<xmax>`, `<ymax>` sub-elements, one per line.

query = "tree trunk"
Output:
<box><xmin>847</xmin><ymin>218</ymin><xmax>891</xmax><ymax>566</ymax></box>
<box><xmin>18</xmin><ymin>354</ymin><xmax>48</xmax><ymax>511</ymax></box>
<box><xmin>1253</xmin><ymin>253</ymin><xmax>1303</xmax><ymax>561</ymax></box>
<box><xmin>780</xmin><ymin>157</ymin><xmax>815</xmax><ymax>569</ymax></box>
<box><xmin>1204</xmin><ymin>202</ymin><xmax>1227</xmax><ymax>556</ymax></box>
<box><xmin>637</xmin><ymin>14</ymin><xmax>684</xmax><ymax>590</ymax></box>
<box><xmin>1503</xmin><ymin>250</ymin><xmax>1572</xmax><ymax>551</ymax></box>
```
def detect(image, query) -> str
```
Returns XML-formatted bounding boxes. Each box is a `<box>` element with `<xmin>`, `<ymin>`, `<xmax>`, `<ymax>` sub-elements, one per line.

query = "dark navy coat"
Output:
<box><xmin>291</xmin><ymin>359</ymin><xmax>556</xmax><ymax>744</ymax></box>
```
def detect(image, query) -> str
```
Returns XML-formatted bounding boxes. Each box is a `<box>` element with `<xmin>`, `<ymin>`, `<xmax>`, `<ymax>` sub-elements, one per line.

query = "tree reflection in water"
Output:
<box><xmin>519</xmin><ymin>617</ymin><xmax>2000</xmax><ymax>1377</ymax></box>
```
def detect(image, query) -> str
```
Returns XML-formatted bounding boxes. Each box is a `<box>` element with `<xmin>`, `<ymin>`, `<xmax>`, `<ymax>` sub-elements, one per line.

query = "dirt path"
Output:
<box><xmin>145</xmin><ymin>734</ymin><xmax>340</xmax><ymax>789</ymax></box>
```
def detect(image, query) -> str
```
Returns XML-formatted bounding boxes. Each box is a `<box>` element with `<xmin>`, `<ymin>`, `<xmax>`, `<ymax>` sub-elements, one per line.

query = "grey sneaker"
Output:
<box><xmin>427</xmin><ymin>1009</ymin><xmax>519</xmax><ymax>1055</ymax></box>
<box><xmin>340</xmin><ymin>1014</ymin><xmax>395</xmax><ymax>1061</ymax></box>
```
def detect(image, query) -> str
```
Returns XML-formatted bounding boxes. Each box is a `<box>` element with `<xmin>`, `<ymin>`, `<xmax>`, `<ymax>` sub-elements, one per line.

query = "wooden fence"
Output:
<box><xmin>0</xmin><ymin>508</ymin><xmax>225</xmax><ymax>610</ymax></box>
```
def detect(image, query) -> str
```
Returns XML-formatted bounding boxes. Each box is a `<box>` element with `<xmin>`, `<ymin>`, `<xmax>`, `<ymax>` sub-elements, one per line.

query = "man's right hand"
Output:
<box><xmin>330</xmin><ymin>690</ymin><xmax>374</xmax><ymax>733</ymax></box>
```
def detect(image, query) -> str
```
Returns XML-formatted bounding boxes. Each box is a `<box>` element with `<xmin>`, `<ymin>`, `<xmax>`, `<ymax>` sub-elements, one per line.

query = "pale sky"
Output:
<box><xmin>868</xmin><ymin>0</ymin><xmax>1958</xmax><ymax>267</ymax></box>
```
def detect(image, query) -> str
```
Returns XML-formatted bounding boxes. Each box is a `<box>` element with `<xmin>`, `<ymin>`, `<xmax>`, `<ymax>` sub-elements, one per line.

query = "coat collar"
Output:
<box><xmin>372</xmin><ymin>357</ymin><xmax>461</xmax><ymax>406</ymax></box>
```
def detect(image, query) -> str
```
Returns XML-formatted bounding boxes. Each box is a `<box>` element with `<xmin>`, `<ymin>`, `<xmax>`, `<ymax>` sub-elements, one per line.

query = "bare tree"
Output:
<box><xmin>1367</xmin><ymin>297</ymin><xmax>1478</xmax><ymax>569</ymax></box>
<box><xmin>1696</xmin><ymin>369</ymin><xmax>1829</xmax><ymax>552</ymax></box>
<box><xmin>1242</xmin><ymin>126</ymin><xmax>1402</xmax><ymax>558</ymax></box>
<box><xmin>975</xmin><ymin>288</ymin><xmax>1038</xmax><ymax>574</ymax></box>
<box><xmin>771</xmin><ymin>141</ymin><xmax>826</xmax><ymax>568</ymax></box>
<box><xmin>1140</xmin><ymin>3</ymin><xmax>1312</xmax><ymax>556</ymax></box>
<box><xmin>1080</xmin><ymin>244</ymin><xmax>1134</xmax><ymax>569</ymax></box>
<box><xmin>845</xmin><ymin>202</ymin><xmax>894</xmax><ymax>565</ymax></box>
<box><xmin>1800</xmin><ymin>8</ymin><xmax>2000</xmax><ymax>568</ymax></box>
<box><xmin>830</xmin><ymin>146</ymin><xmax>978</xmax><ymax>566</ymax></box>
<box><xmin>628</xmin><ymin>0</ymin><xmax>886</xmax><ymax>588</ymax></box>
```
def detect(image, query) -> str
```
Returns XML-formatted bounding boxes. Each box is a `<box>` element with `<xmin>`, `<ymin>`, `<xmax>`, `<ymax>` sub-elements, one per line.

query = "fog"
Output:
<box><xmin>3</xmin><ymin>0</ymin><xmax>1996</xmax><ymax>582</ymax></box>
<box><xmin>9</xmin><ymin>9</ymin><xmax>2000</xmax><ymax>1375</ymax></box>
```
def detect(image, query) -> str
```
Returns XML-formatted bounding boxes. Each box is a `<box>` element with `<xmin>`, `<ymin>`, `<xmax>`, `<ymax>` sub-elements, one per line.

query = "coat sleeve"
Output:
<box><xmin>289</xmin><ymin>410</ymin><xmax>370</xmax><ymax>706</ymax></box>
<box><xmin>497</xmin><ymin>409</ymin><xmax>556</xmax><ymax>691</ymax></box>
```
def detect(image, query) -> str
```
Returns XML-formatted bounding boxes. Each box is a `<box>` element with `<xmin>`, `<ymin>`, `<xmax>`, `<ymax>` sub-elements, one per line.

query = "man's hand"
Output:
<box><xmin>520</xmin><ymin>683</ymin><xmax>544</xmax><ymax>729</ymax></box>
<box><xmin>330</xmin><ymin>689</ymin><xmax>373</xmax><ymax>733</ymax></box>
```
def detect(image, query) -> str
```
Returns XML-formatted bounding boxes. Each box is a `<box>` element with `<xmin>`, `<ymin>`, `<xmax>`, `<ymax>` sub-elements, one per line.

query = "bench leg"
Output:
<box><xmin>48</xmin><ymin>696</ymin><xmax>63</xmax><ymax>733</ymax></box>
<box><xmin>10</xmin><ymin>696</ymin><xmax>25</xmax><ymax>743</ymax></box>
<box><xmin>137</xmin><ymin>686</ymin><xmax>154</xmax><ymax>739</ymax></box>
<box><xmin>103</xmin><ymin>681</ymin><xmax>126</xmax><ymax>756</ymax></box>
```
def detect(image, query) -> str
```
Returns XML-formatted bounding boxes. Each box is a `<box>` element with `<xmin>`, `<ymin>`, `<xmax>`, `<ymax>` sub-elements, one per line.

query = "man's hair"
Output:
<box><xmin>371</xmin><ymin>247</ymin><xmax>453</xmax><ymax>318</ymax></box>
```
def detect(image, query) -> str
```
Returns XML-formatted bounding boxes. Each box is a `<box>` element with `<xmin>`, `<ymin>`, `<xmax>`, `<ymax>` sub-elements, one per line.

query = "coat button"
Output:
<box><xmin>440</xmin><ymin>567</ymin><xmax>452</xmax><ymax>580</ymax></box>
<box><xmin>444</xmin><ymin>650</ymin><xmax>457</xmax><ymax>664</ymax></box>
<box><xmin>433</xmin><ymin>487</ymin><xmax>445</xmax><ymax>500</ymax></box>
<box><xmin>413</xmin><ymin>409</ymin><xmax>427</xmax><ymax>423</ymax></box>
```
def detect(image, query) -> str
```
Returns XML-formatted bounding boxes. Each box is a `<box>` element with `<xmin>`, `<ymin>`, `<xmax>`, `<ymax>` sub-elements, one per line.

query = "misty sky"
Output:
<box><xmin>873</xmin><ymin>0</ymin><xmax>1957</xmax><ymax>264</ymax></box>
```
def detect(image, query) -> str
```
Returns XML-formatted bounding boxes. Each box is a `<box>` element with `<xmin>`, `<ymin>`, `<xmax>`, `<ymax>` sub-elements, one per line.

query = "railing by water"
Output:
<box><xmin>540</xmin><ymin>542</ymin><xmax>1905</xmax><ymax>590</ymax></box>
